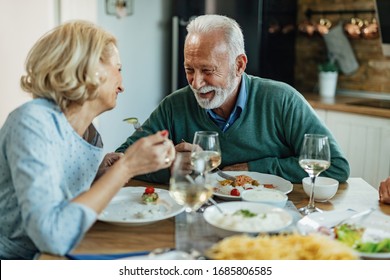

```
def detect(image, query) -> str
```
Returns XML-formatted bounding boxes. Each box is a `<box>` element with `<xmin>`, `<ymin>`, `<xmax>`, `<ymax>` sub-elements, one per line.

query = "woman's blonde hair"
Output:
<box><xmin>20</xmin><ymin>20</ymin><xmax>117</xmax><ymax>111</ymax></box>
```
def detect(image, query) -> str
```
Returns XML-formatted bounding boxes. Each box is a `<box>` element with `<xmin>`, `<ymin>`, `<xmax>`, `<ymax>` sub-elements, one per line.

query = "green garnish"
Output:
<box><xmin>335</xmin><ymin>223</ymin><xmax>390</xmax><ymax>253</ymax></box>
<box><xmin>233</xmin><ymin>209</ymin><xmax>258</xmax><ymax>218</ymax></box>
<box><xmin>123</xmin><ymin>117</ymin><xmax>139</xmax><ymax>124</ymax></box>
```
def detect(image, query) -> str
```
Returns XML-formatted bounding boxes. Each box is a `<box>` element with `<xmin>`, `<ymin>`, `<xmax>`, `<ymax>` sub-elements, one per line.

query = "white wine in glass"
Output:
<box><xmin>298</xmin><ymin>134</ymin><xmax>331</xmax><ymax>215</ymax></box>
<box><xmin>169</xmin><ymin>153</ymin><xmax>213</xmax><ymax>253</ymax></box>
<box><xmin>170</xmin><ymin>179</ymin><xmax>213</xmax><ymax>213</ymax></box>
<box><xmin>191</xmin><ymin>131</ymin><xmax>221</xmax><ymax>173</ymax></box>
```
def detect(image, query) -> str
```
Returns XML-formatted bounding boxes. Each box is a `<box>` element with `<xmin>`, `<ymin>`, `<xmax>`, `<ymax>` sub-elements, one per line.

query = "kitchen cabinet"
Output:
<box><xmin>315</xmin><ymin>109</ymin><xmax>390</xmax><ymax>188</ymax></box>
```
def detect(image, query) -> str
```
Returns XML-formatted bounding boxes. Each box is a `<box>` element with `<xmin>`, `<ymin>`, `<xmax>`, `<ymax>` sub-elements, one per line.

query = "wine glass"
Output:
<box><xmin>298</xmin><ymin>134</ymin><xmax>331</xmax><ymax>215</ymax></box>
<box><xmin>169</xmin><ymin>153</ymin><xmax>213</xmax><ymax>253</ymax></box>
<box><xmin>191</xmin><ymin>131</ymin><xmax>222</xmax><ymax>174</ymax></box>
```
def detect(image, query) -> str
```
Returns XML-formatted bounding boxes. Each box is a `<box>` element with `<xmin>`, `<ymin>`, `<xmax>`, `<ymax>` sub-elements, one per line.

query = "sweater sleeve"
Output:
<box><xmin>115</xmin><ymin>98</ymin><xmax>174</xmax><ymax>183</ymax></box>
<box><xmin>247</xmin><ymin>84</ymin><xmax>350</xmax><ymax>183</ymax></box>
<box><xmin>248</xmin><ymin>154</ymin><xmax>350</xmax><ymax>184</ymax></box>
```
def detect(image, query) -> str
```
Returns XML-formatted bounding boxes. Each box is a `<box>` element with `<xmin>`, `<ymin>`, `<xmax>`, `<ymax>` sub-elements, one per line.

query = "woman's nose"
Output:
<box><xmin>118</xmin><ymin>84</ymin><xmax>125</xmax><ymax>93</ymax></box>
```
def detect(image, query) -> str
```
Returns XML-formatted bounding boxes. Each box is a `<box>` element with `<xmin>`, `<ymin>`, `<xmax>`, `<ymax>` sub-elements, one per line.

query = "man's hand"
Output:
<box><xmin>95</xmin><ymin>152</ymin><xmax>124</xmax><ymax>181</ymax></box>
<box><xmin>222</xmin><ymin>162</ymin><xmax>249</xmax><ymax>171</ymax></box>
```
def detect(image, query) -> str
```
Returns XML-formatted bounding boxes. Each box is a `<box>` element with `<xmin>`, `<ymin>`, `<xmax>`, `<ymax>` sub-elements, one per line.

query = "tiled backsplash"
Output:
<box><xmin>295</xmin><ymin>0</ymin><xmax>390</xmax><ymax>95</ymax></box>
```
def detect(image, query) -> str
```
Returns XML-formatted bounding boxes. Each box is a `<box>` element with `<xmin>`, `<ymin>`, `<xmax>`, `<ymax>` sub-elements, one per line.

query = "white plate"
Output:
<box><xmin>297</xmin><ymin>210</ymin><xmax>390</xmax><ymax>259</ymax></box>
<box><xmin>98</xmin><ymin>187</ymin><xmax>185</xmax><ymax>226</ymax></box>
<box><xmin>203</xmin><ymin>201</ymin><xmax>293</xmax><ymax>237</ymax></box>
<box><xmin>359</xmin><ymin>251</ymin><xmax>390</xmax><ymax>260</ymax></box>
<box><xmin>296</xmin><ymin>209</ymin><xmax>357</xmax><ymax>235</ymax></box>
<box><xmin>210</xmin><ymin>171</ymin><xmax>293</xmax><ymax>200</ymax></box>
<box><xmin>355</xmin><ymin>211</ymin><xmax>390</xmax><ymax>259</ymax></box>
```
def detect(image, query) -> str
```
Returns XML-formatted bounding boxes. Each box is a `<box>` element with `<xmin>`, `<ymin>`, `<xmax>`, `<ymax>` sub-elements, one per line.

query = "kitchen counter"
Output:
<box><xmin>303</xmin><ymin>93</ymin><xmax>390</xmax><ymax>119</ymax></box>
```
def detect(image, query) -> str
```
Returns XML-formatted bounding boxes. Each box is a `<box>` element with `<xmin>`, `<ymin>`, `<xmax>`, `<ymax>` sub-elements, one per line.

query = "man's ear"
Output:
<box><xmin>235</xmin><ymin>54</ymin><xmax>247</xmax><ymax>76</ymax></box>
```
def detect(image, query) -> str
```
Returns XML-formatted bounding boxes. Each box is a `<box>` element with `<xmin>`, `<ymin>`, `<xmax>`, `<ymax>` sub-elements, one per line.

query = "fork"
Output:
<box><xmin>215</xmin><ymin>168</ymin><xmax>236</xmax><ymax>183</ymax></box>
<box><xmin>123</xmin><ymin>117</ymin><xmax>143</xmax><ymax>131</ymax></box>
<box><xmin>334</xmin><ymin>207</ymin><xmax>376</xmax><ymax>227</ymax></box>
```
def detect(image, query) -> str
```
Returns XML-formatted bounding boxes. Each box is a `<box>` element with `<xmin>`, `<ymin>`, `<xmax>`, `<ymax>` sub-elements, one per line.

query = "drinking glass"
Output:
<box><xmin>169</xmin><ymin>153</ymin><xmax>213</xmax><ymax>253</ymax></box>
<box><xmin>191</xmin><ymin>131</ymin><xmax>222</xmax><ymax>174</ymax></box>
<box><xmin>298</xmin><ymin>134</ymin><xmax>331</xmax><ymax>215</ymax></box>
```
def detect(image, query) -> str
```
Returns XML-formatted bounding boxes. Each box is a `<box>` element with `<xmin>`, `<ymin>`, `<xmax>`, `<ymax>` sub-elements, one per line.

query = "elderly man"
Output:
<box><xmin>116</xmin><ymin>14</ymin><xmax>350</xmax><ymax>184</ymax></box>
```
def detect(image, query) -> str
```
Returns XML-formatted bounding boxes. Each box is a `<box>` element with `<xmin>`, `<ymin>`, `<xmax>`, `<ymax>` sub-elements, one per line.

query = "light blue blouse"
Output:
<box><xmin>0</xmin><ymin>98</ymin><xmax>103</xmax><ymax>259</ymax></box>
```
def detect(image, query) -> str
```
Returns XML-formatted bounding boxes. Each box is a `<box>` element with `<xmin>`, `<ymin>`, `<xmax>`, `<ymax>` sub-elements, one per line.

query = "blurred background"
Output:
<box><xmin>0</xmin><ymin>0</ymin><xmax>389</xmax><ymax>186</ymax></box>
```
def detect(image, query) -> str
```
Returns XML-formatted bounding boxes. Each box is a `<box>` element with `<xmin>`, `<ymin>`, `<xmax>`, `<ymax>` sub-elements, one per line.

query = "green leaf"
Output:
<box><xmin>233</xmin><ymin>209</ymin><xmax>258</xmax><ymax>218</ymax></box>
<box><xmin>318</xmin><ymin>60</ymin><xmax>339</xmax><ymax>72</ymax></box>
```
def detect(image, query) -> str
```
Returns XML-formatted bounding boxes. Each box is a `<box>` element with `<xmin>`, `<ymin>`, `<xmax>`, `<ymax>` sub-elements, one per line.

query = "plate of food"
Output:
<box><xmin>203</xmin><ymin>201</ymin><xmax>293</xmax><ymax>238</ymax></box>
<box><xmin>210</xmin><ymin>171</ymin><xmax>293</xmax><ymax>200</ymax></box>
<box><xmin>297</xmin><ymin>210</ymin><xmax>390</xmax><ymax>259</ymax></box>
<box><xmin>333</xmin><ymin>211</ymin><xmax>390</xmax><ymax>259</ymax></box>
<box><xmin>205</xmin><ymin>233</ymin><xmax>358</xmax><ymax>260</ymax></box>
<box><xmin>98</xmin><ymin>186</ymin><xmax>185</xmax><ymax>226</ymax></box>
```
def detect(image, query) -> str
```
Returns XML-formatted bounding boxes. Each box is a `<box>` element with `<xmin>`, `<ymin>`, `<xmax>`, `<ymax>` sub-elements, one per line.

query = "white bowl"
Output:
<box><xmin>302</xmin><ymin>177</ymin><xmax>339</xmax><ymax>202</ymax></box>
<box><xmin>203</xmin><ymin>201</ymin><xmax>293</xmax><ymax>238</ymax></box>
<box><xmin>241</xmin><ymin>189</ymin><xmax>288</xmax><ymax>208</ymax></box>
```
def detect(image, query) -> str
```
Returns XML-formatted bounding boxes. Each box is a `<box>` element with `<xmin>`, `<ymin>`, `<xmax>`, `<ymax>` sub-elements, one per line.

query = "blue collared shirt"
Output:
<box><xmin>207</xmin><ymin>76</ymin><xmax>247</xmax><ymax>132</ymax></box>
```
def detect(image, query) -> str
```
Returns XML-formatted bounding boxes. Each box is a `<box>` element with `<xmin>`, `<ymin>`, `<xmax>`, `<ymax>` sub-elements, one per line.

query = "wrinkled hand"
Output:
<box><xmin>121</xmin><ymin>130</ymin><xmax>175</xmax><ymax>178</ymax></box>
<box><xmin>95</xmin><ymin>152</ymin><xmax>123</xmax><ymax>180</ymax></box>
<box><xmin>102</xmin><ymin>152</ymin><xmax>123</xmax><ymax>167</ymax></box>
<box><xmin>172</xmin><ymin>141</ymin><xmax>194</xmax><ymax>173</ymax></box>
<box><xmin>379</xmin><ymin>177</ymin><xmax>390</xmax><ymax>204</ymax></box>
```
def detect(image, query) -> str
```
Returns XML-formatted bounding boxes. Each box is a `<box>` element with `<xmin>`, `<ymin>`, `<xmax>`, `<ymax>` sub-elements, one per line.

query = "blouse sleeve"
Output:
<box><xmin>6</xmin><ymin>109</ymin><xmax>97</xmax><ymax>255</ymax></box>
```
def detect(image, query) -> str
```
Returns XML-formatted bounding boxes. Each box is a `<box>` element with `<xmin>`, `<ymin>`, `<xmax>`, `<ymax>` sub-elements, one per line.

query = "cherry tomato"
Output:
<box><xmin>144</xmin><ymin>186</ymin><xmax>155</xmax><ymax>194</ymax></box>
<box><xmin>230</xmin><ymin>189</ymin><xmax>240</xmax><ymax>196</ymax></box>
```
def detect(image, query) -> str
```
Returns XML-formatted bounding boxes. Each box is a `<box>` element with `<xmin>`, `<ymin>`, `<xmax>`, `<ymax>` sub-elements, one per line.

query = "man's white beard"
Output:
<box><xmin>191</xmin><ymin>72</ymin><xmax>239</xmax><ymax>109</ymax></box>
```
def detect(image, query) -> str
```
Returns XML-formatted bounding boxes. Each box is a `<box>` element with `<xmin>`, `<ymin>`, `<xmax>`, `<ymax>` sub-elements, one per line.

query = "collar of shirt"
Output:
<box><xmin>206</xmin><ymin>75</ymin><xmax>247</xmax><ymax>132</ymax></box>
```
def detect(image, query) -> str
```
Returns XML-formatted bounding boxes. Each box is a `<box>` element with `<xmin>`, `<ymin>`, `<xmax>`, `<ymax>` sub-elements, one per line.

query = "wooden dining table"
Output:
<box><xmin>38</xmin><ymin>177</ymin><xmax>390</xmax><ymax>260</ymax></box>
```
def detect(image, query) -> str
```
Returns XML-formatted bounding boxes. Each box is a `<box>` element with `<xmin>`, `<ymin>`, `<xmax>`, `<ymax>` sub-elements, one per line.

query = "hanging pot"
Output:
<box><xmin>316</xmin><ymin>18</ymin><xmax>332</xmax><ymax>35</ymax></box>
<box><xmin>361</xmin><ymin>18</ymin><xmax>379</xmax><ymax>39</ymax></box>
<box><xmin>298</xmin><ymin>20</ymin><xmax>316</xmax><ymax>36</ymax></box>
<box><xmin>344</xmin><ymin>17</ymin><xmax>363</xmax><ymax>39</ymax></box>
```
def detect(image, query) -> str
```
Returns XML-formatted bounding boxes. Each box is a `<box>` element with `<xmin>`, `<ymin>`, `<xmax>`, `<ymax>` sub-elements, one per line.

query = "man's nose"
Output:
<box><xmin>190</xmin><ymin>71</ymin><xmax>206</xmax><ymax>90</ymax></box>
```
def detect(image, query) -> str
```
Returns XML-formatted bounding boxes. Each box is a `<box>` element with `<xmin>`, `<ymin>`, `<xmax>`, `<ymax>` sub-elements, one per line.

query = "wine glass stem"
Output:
<box><xmin>185</xmin><ymin>210</ymin><xmax>196</xmax><ymax>253</ymax></box>
<box><xmin>308</xmin><ymin>175</ymin><xmax>317</xmax><ymax>210</ymax></box>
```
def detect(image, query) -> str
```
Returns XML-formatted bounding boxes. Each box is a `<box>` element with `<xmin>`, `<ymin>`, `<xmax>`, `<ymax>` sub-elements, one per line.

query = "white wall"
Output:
<box><xmin>0</xmin><ymin>0</ymin><xmax>97</xmax><ymax>127</ymax></box>
<box><xmin>0</xmin><ymin>0</ymin><xmax>59</xmax><ymax>126</ymax></box>
<box><xmin>0</xmin><ymin>0</ymin><xmax>173</xmax><ymax>155</ymax></box>
<box><xmin>96</xmin><ymin>0</ymin><xmax>173</xmax><ymax>153</ymax></box>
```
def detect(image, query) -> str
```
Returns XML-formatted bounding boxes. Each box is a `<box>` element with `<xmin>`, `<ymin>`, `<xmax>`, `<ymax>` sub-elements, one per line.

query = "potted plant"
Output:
<box><xmin>318</xmin><ymin>58</ymin><xmax>339</xmax><ymax>99</ymax></box>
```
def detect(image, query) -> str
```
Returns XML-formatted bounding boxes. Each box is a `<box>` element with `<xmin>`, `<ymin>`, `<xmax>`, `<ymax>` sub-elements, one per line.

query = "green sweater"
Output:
<box><xmin>116</xmin><ymin>74</ymin><xmax>350</xmax><ymax>184</ymax></box>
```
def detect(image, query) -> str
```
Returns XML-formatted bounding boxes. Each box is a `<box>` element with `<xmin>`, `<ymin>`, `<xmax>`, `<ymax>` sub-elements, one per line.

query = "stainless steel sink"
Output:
<box><xmin>347</xmin><ymin>99</ymin><xmax>390</xmax><ymax>109</ymax></box>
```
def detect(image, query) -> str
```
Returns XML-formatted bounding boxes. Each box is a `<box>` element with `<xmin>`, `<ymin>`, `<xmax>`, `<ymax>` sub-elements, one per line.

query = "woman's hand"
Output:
<box><xmin>121</xmin><ymin>130</ymin><xmax>175</xmax><ymax>178</ymax></box>
<box><xmin>379</xmin><ymin>177</ymin><xmax>390</xmax><ymax>204</ymax></box>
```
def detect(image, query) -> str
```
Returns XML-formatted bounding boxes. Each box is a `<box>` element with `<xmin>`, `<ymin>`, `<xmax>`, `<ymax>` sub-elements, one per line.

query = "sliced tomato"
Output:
<box><xmin>230</xmin><ymin>189</ymin><xmax>240</xmax><ymax>196</ymax></box>
<box><xmin>264</xmin><ymin>184</ymin><xmax>275</xmax><ymax>189</ymax></box>
<box><xmin>144</xmin><ymin>186</ymin><xmax>155</xmax><ymax>194</ymax></box>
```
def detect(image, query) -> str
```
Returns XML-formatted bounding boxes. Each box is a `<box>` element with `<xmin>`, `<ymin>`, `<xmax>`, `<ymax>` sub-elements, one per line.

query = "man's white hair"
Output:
<box><xmin>186</xmin><ymin>14</ymin><xmax>246</xmax><ymax>64</ymax></box>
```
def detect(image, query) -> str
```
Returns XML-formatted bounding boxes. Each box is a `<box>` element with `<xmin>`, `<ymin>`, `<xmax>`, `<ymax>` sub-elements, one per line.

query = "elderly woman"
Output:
<box><xmin>0</xmin><ymin>20</ymin><xmax>175</xmax><ymax>259</ymax></box>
